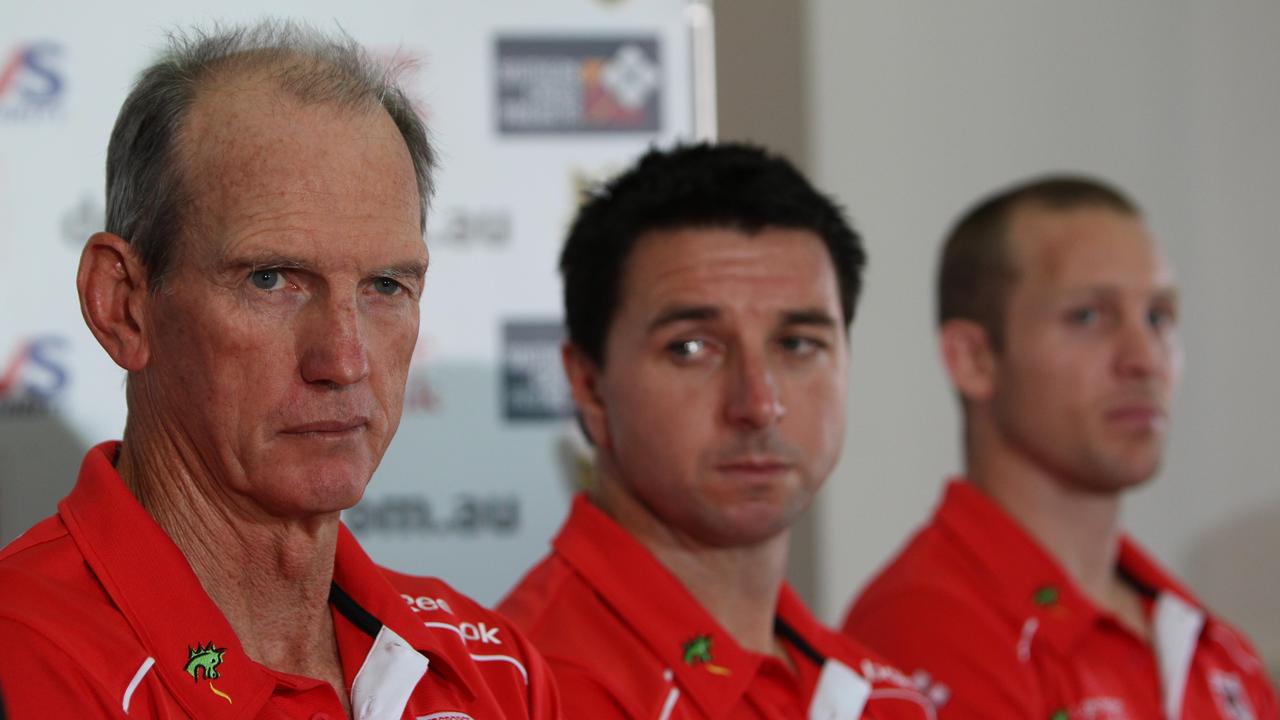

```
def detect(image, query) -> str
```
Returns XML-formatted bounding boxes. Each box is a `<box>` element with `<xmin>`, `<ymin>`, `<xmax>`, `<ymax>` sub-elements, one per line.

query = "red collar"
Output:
<box><xmin>59</xmin><ymin>441</ymin><xmax>477</xmax><ymax>717</ymax></box>
<box><xmin>934</xmin><ymin>479</ymin><xmax>1204</xmax><ymax>654</ymax></box>
<box><xmin>553</xmin><ymin>494</ymin><xmax>831</xmax><ymax>718</ymax></box>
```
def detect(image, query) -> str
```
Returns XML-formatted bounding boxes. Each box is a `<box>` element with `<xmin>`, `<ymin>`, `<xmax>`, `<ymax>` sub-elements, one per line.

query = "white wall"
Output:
<box><xmin>804</xmin><ymin>0</ymin><xmax>1280</xmax><ymax>672</ymax></box>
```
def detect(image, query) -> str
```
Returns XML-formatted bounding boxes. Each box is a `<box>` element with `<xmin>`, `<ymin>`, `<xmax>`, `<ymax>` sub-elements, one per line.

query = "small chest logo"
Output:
<box><xmin>682</xmin><ymin>634</ymin><xmax>731</xmax><ymax>676</ymax></box>
<box><xmin>184</xmin><ymin>642</ymin><xmax>233</xmax><ymax>704</ymax></box>
<box><xmin>1210</xmin><ymin>670</ymin><xmax>1256</xmax><ymax>720</ymax></box>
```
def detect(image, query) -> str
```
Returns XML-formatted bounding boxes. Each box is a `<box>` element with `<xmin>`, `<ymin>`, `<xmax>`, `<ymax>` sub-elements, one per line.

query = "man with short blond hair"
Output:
<box><xmin>843</xmin><ymin>176</ymin><xmax>1278</xmax><ymax>719</ymax></box>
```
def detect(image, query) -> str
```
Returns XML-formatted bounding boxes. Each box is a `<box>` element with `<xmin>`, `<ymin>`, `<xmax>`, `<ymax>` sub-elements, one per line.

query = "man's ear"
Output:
<box><xmin>562</xmin><ymin>342</ymin><xmax>611</xmax><ymax>451</ymax></box>
<box><xmin>77</xmin><ymin>232</ymin><xmax>151</xmax><ymax>372</ymax></box>
<box><xmin>939</xmin><ymin>318</ymin><xmax>997</xmax><ymax>403</ymax></box>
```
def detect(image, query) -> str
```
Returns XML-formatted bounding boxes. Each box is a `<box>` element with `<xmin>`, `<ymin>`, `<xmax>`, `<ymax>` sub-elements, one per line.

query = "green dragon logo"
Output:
<box><xmin>683</xmin><ymin>635</ymin><xmax>713</xmax><ymax>665</ymax></box>
<box><xmin>185</xmin><ymin>642</ymin><xmax>226</xmax><ymax>681</ymax></box>
<box><xmin>681</xmin><ymin>635</ymin><xmax>731</xmax><ymax>676</ymax></box>
<box><xmin>184</xmin><ymin>642</ymin><xmax>233</xmax><ymax>704</ymax></box>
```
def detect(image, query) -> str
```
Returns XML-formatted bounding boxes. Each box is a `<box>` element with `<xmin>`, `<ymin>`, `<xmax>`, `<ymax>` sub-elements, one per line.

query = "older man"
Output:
<box><xmin>499</xmin><ymin>144</ymin><xmax>930</xmax><ymax>719</ymax></box>
<box><xmin>843</xmin><ymin>176</ymin><xmax>1278</xmax><ymax>719</ymax></box>
<box><xmin>0</xmin><ymin>23</ymin><xmax>559</xmax><ymax>718</ymax></box>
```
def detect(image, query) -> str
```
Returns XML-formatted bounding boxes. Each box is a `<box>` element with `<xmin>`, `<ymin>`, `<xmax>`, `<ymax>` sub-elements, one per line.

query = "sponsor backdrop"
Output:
<box><xmin>0</xmin><ymin>0</ymin><xmax>703</xmax><ymax>604</ymax></box>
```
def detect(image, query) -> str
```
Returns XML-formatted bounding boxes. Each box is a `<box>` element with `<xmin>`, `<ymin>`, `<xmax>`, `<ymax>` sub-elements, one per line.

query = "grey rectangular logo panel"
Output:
<box><xmin>496</xmin><ymin>36</ymin><xmax>661</xmax><ymax>134</ymax></box>
<box><xmin>503</xmin><ymin>320</ymin><xmax>573</xmax><ymax>420</ymax></box>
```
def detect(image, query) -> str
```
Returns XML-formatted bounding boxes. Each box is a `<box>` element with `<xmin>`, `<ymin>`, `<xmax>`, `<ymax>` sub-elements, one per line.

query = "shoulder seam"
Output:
<box><xmin>513</xmin><ymin>560</ymin><xmax>582</xmax><ymax>636</ymax></box>
<box><xmin>0</xmin><ymin>614</ymin><xmax>128</xmax><ymax>703</ymax></box>
<box><xmin>0</xmin><ymin>521</ymin><xmax>71</xmax><ymax>562</ymax></box>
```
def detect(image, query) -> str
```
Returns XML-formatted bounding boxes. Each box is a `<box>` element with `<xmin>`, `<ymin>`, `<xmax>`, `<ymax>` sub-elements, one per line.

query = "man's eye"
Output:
<box><xmin>373</xmin><ymin>277</ymin><xmax>403</xmax><ymax>296</ymax></box>
<box><xmin>780</xmin><ymin>336</ymin><xmax>824</xmax><ymax>356</ymax></box>
<box><xmin>1148</xmin><ymin>307</ymin><xmax>1176</xmax><ymax>330</ymax></box>
<box><xmin>1066</xmin><ymin>307</ymin><xmax>1098</xmax><ymax>326</ymax></box>
<box><xmin>667</xmin><ymin>339</ymin><xmax>707</xmax><ymax>359</ymax></box>
<box><xmin>250</xmin><ymin>269</ymin><xmax>285</xmax><ymax>291</ymax></box>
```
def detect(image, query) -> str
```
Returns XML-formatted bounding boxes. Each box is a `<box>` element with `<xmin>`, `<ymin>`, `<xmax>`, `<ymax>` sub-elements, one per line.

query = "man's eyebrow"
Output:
<box><xmin>374</xmin><ymin>260</ymin><xmax>430</xmax><ymax>281</ymax></box>
<box><xmin>218</xmin><ymin>252</ymin><xmax>311</xmax><ymax>272</ymax></box>
<box><xmin>1060</xmin><ymin>284</ymin><xmax>1180</xmax><ymax>301</ymax></box>
<box><xmin>214</xmin><ymin>253</ymin><xmax>429</xmax><ymax>281</ymax></box>
<box><xmin>647</xmin><ymin>305</ymin><xmax>720</xmax><ymax>332</ymax></box>
<box><xmin>780</xmin><ymin>309</ymin><xmax>838</xmax><ymax>328</ymax></box>
<box><xmin>645</xmin><ymin>306</ymin><xmax>840</xmax><ymax>332</ymax></box>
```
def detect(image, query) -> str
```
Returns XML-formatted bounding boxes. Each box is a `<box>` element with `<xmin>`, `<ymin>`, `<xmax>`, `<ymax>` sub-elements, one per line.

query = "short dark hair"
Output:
<box><xmin>560</xmin><ymin>142</ymin><xmax>865</xmax><ymax>365</ymax></box>
<box><xmin>937</xmin><ymin>175</ymin><xmax>1140</xmax><ymax>349</ymax></box>
<box><xmin>105</xmin><ymin>20</ymin><xmax>435</xmax><ymax>290</ymax></box>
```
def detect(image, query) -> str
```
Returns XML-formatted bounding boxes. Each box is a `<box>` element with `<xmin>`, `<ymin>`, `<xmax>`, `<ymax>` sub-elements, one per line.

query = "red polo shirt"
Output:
<box><xmin>0</xmin><ymin>442</ymin><xmax>560</xmax><ymax>719</ymax></box>
<box><xmin>498</xmin><ymin>494</ymin><xmax>932</xmax><ymax>719</ymax></box>
<box><xmin>843</xmin><ymin>480</ymin><xmax>1278</xmax><ymax>719</ymax></box>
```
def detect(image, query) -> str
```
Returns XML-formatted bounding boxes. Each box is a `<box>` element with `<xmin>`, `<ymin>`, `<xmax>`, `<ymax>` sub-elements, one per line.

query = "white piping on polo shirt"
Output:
<box><xmin>422</xmin><ymin>621</ymin><xmax>530</xmax><ymax>685</ymax></box>
<box><xmin>1209</xmin><ymin>624</ymin><xmax>1263</xmax><ymax>673</ymax></box>
<box><xmin>469</xmin><ymin>654</ymin><xmax>528</xmax><ymax>684</ymax></box>
<box><xmin>121</xmin><ymin>656</ymin><xmax>155</xmax><ymax>713</ymax></box>
<box><xmin>1016</xmin><ymin>617</ymin><xmax>1039</xmax><ymax>663</ymax></box>
<box><xmin>868</xmin><ymin>688</ymin><xmax>938</xmax><ymax>720</ymax></box>
<box><xmin>423</xmin><ymin>621</ymin><xmax>467</xmax><ymax>639</ymax></box>
<box><xmin>656</xmin><ymin>668</ymin><xmax>680</xmax><ymax>720</ymax></box>
<box><xmin>658</xmin><ymin>686</ymin><xmax>681</xmax><ymax>720</ymax></box>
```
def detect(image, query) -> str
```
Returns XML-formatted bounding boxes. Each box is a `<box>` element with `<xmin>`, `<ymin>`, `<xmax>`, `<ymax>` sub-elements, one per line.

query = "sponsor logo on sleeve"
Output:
<box><xmin>402</xmin><ymin>594</ymin><xmax>456</xmax><ymax>615</ymax></box>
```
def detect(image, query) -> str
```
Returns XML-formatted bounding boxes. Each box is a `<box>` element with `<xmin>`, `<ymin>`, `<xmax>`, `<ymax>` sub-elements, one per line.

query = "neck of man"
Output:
<box><xmin>967</xmin><ymin>423</ymin><xmax>1150</xmax><ymax>640</ymax></box>
<box><xmin>592</xmin><ymin>473</ymin><xmax>790</xmax><ymax>661</ymax></box>
<box><xmin>116</xmin><ymin>402</ymin><xmax>350</xmax><ymax>700</ymax></box>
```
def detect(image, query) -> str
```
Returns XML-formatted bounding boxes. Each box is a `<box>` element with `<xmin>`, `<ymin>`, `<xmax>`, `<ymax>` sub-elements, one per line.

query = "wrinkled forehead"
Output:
<box><xmin>175</xmin><ymin>80</ymin><xmax>418</xmax><ymax>240</ymax></box>
<box><xmin>1006</xmin><ymin>204</ymin><xmax>1177</xmax><ymax>295</ymax></box>
<box><xmin>182</xmin><ymin>77</ymin><xmax>390</xmax><ymax>179</ymax></box>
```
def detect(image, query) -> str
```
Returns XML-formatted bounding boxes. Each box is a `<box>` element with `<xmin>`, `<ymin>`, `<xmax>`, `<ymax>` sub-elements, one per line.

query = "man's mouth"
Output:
<box><xmin>1104</xmin><ymin>404</ymin><xmax>1165</xmax><ymax>431</ymax></box>
<box><xmin>715</xmin><ymin>457</ymin><xmax>792</xmax><ymax>475</ymax></box>
<box><xmin>280</xmin><ymin>418</ymin><xmax>369</xmax><ymax>437</ymax></box>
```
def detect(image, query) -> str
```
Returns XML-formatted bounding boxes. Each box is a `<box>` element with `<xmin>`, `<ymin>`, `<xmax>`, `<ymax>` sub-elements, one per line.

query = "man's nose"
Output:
<box><xmin>724</xmin><ymin>350</ymin><xmax>785</xmax><ymax>430</ymax></box>
<box><xmin>1115</xmin><ymin>314</ymin><xmax>1169</xmax><ymax>380</ymax></box>
<box><xmin>299</xmin><ymin>294</ymin><xmax>370</xmax><ymax>388</ymax></box>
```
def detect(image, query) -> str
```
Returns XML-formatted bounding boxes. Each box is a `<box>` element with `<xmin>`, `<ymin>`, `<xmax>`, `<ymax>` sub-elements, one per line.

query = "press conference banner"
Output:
<box><xmin>0</xmin><ymin>0</ymin><xmax>702</xmax><ymax>604</ymax></box>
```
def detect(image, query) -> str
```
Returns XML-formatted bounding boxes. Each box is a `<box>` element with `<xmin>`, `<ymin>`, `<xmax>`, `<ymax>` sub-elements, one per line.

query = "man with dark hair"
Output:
<box><xmin>843</xmin><ymin>175</ymin><xmax>1277</xmax><ymax>718</ymax></box>
<box><xmin>0</xmin><ymin>22</ymin><xmax>559</xmax><ymax>718</ymax></box>
<box><xmin>499</xmin><ymin>143</ymin><xmax>930</xmax><ymax>719</ymax></box>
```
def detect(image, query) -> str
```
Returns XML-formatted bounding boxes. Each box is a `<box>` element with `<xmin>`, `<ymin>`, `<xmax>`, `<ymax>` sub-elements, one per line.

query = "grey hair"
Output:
<box><xmin>104</xmin><ymin>19</ymin><xmax>436</xmax><ymax>289</ymax></box>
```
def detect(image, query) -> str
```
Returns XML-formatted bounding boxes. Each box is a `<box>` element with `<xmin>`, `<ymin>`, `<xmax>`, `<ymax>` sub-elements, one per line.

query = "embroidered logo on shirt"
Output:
<box><xmin>1033</xmin><ymin>585</ymin><xmax>1060</xmax><ymax>607</ymax></box>
<box><xmin>184</xmin><ymin>642</ymin><xmax>233</xmax><ymax>704</ymax></box>
<box><xmin>1210</xmin><ymin>669</ymin><xmax>1257</xmax><ymax>720</ymax></box>
<box><xmin>681</xmin><ymin>635</ymin><xmax>731</xmax><ymax>676</ymax></box>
